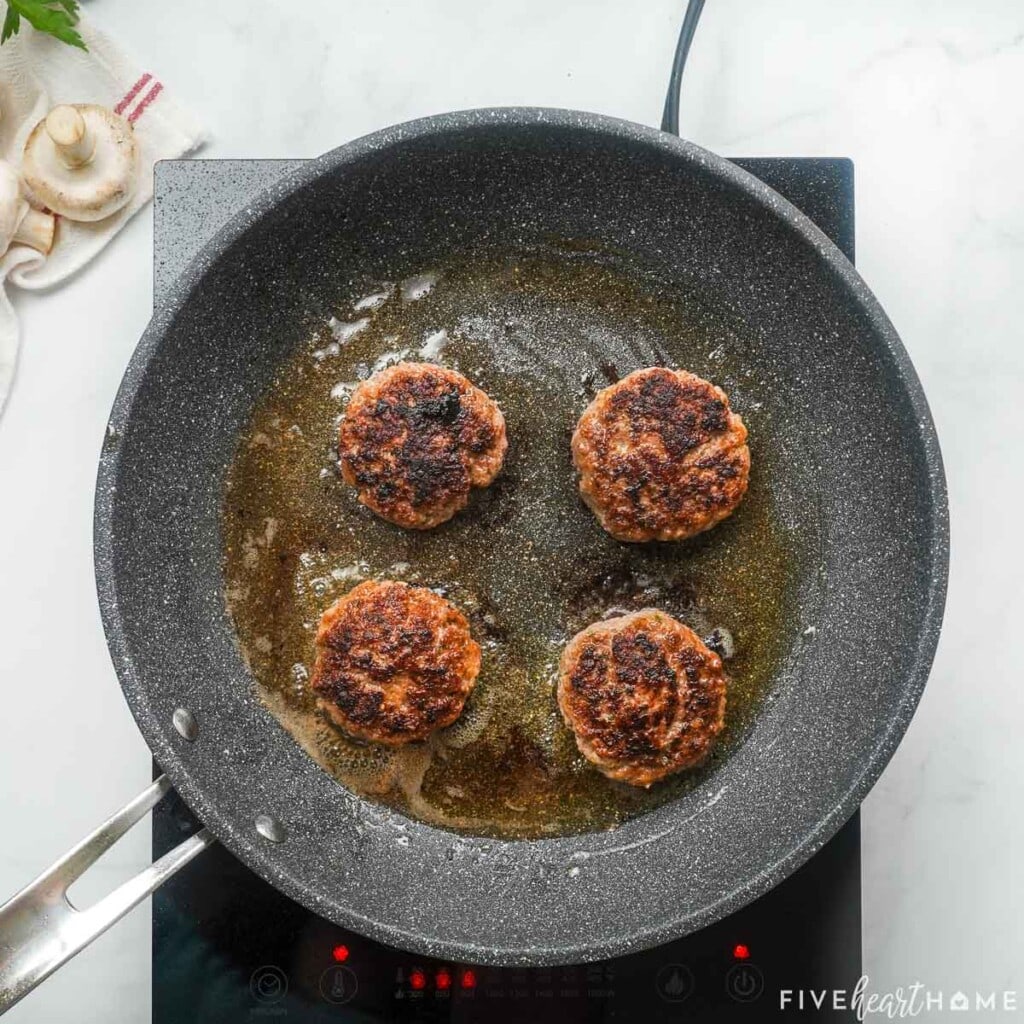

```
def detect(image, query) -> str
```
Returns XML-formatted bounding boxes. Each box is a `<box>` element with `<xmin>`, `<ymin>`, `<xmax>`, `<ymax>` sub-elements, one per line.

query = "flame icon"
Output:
<box><xmin>950</xmin><ymin>991</ymin><xmax>969</xmax><ymax>1011</ymax></box>
<box><xmin>655</xmin><ymin>964</ymin><xmax>693</xmax><ymax>1002</ymax></box>
<box><xmin>665</xmin><ymin>971</ymin><xmax>686</xmax><ymax>996</ymax></box>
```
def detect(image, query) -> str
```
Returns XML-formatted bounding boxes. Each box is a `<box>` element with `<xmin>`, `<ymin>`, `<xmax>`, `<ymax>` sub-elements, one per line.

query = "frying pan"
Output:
<box><xmin>0</xmin><ymin>92</ymin><xmax>947</xmax><ymax>1022</ymax></box>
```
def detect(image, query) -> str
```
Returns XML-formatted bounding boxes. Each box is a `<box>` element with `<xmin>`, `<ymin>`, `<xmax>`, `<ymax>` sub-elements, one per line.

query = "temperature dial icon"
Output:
<box><xmin>320</xmin><ymin>964</ymin><xmax>358</xmax><ymax>1005</ymax></box>
<box><xmin>725</xmin><ymin>962</ymin><xmax>764</xmax><ymax>1002</ymax></box>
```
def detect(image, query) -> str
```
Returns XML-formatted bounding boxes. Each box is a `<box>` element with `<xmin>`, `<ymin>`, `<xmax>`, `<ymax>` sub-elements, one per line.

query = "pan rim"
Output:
<box><xmin>94</xmin><ymin>107</ymin><xmax>949</xmax><ymax>964</ymax></box>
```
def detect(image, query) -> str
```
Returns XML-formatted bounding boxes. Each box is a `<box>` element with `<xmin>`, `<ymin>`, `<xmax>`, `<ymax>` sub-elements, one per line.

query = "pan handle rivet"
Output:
<box><xmin>172</xmin><ymin>708</ymin><xmax>199</xmax><ymax>742</ymax></box>
<box><xmin>256</xmin><ymin>814</ymin><xmax>287</xmax><ymax>843</ymax></box>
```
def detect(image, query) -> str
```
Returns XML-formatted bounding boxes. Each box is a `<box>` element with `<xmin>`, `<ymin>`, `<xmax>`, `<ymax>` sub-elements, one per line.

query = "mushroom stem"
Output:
<box><xmin>13</xmin><ymin>207</ymin><xmax>56</xmax><ymax>254</ymax></box>
<box><xmin>46</xmin><ymin>105</ymin><xmax>96</xmax><ymax>169</ymax></box>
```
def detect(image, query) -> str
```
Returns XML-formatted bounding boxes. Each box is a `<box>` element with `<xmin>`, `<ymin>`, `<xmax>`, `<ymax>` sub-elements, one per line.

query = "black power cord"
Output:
<box><xmin>660</xmin><ymin>0</ymin><xmax>706</xmax><ymax>136</ymax></box>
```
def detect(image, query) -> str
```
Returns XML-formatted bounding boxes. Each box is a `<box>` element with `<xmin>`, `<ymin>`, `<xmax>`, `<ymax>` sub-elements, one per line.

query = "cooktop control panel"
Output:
<box><xmin>154</xmin><ymin>783</ymin><xmax>859</xmax><ymax>1022</ymax></box>
<box><xmin>154</xmin><ymin>787</ymin><xmax>859</xmax><ymax>1023</ymax></box>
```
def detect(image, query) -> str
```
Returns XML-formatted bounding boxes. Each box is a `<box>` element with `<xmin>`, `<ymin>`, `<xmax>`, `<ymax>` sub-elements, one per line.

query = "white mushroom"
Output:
<box><xmin>0</xmin><ymin>161</ymin><xmax>55</xmax><ymax>256</ymax></box>
<box><xmin>22</xmin><ymin>104</ymin><xmax>138</xmax><ymax>222</ymax></box>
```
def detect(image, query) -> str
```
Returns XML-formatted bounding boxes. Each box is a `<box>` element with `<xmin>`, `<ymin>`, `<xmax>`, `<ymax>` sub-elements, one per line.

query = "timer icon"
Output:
<box><xmin>249</xmin><ymin>965</ymin><xmax>288</xmax><ymax>1004</ymax></box>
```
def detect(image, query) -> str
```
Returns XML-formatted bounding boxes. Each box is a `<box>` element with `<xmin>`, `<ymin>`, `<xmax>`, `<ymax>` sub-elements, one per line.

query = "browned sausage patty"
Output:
<box><xmin>339</xmin><ymin>362</ymin><xmax>507</xmax><ymax>529</ymax></box>
<box><xmin>557</xmin><ymin>609</ymin><xmax>727</xmax><ymax>786</ymax></box>
<box><xmin>310</xmin><ymin>580</ymin><xmax>481</xmax><ymax>744</ymax></box>
<box><xmin>572</xmin><ymin>367</ymin><xmax>750</xmax><ymax>543</ymax></box>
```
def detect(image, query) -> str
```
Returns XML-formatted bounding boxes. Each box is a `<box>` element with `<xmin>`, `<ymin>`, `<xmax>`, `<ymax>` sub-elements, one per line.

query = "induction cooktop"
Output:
<box><xmin>151</xmin><ymin>155</ymin><xmax>861</xmax><ymax>1023</ymax></box>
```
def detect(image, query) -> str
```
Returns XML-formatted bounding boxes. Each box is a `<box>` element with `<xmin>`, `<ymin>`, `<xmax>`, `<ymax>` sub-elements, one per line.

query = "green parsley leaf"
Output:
<box><xmin>1</xmin><ymin>0</ymin><xmax>86</xmax><ymax>50</ymax></box>
<box><xmin>1</xmin><ymin>6</ymin><xmax>21</xmax><ymax>43</ymax></box>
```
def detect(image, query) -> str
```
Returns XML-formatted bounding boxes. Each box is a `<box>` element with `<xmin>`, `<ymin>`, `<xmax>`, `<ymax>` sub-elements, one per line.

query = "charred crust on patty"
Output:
<box><xmin>310</xmin><ymin>579</ymin><xmax>481</xmax><ymax>744</ymax></box>
<box><xmin>571</xmin><ymin>367</ymin><xmax>750</xmax><ymax>543</ymax></box>
<box><xmin>557</xmin><ymin>609</ymin><xmax>727</xmax><ymax>786</ymax></box>
<box><xmin>339</xmin><ymin>362</ymin><xmax>508</xmax><ymax>529</ymax></box>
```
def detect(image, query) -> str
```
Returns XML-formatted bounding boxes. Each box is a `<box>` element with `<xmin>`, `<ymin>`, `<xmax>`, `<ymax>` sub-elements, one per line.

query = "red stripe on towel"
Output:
<box><xmin>127</xmin><ymin>82</ymin><xmax>163</xmax><ymax>124</ymax></box>
<box><xmin>114</xmin><ymin>73</ymin><xmax>152</xmax><ymax>115</ymax></box>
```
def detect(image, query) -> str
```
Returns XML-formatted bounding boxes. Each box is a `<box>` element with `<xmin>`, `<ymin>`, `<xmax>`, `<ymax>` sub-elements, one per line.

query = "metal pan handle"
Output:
<box><xmin>0</xmin><ymin>775</ymin><xmax>214</xmax><ymax>1015</ymax></box>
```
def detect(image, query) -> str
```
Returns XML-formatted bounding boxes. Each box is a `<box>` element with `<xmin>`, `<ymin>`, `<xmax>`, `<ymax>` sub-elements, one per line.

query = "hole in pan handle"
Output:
<box><xmin>0</xmin><ymin>775</ymin><xmax>214</xmax><ymax>1015</ymax></box>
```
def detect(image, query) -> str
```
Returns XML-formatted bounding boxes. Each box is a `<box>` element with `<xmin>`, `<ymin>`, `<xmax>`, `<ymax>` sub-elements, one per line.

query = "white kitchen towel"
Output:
<box><xmin>0</xmin><ymin>15</ymin><xmax>205</xmax><ymax>414</ymax></box>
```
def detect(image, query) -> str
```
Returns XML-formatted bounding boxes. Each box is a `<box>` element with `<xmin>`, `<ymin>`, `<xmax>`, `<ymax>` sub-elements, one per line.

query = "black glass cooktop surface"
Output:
<box><xmin>152</xmin><ymin>155</ymin><xmax>860</xmax><ymax>1024</ymax></box>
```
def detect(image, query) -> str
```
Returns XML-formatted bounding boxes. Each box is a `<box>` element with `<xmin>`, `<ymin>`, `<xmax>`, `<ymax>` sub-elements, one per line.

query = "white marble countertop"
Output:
<box><xmin>1</xmin><ymin>1</ymin><xmax>1021</xmax><ymax>1019</ymax></box>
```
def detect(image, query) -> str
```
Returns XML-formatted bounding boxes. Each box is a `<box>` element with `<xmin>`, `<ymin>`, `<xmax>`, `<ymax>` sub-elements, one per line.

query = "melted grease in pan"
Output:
<box><xmin>222</xmin><ymin>247</ymin><xmax>798</xmax><ymax>839</ymax></box>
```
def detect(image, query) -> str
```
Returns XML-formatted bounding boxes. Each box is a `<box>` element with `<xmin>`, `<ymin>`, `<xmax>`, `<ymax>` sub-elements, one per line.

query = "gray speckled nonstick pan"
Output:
<box><xmin>0</xmin><ymin>108</ymin><xmax>949</xmax><ymax>1010</ymax></box>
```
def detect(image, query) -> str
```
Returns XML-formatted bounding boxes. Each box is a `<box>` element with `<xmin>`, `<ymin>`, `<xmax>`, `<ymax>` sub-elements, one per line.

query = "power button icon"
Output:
<box><xmin>725</xmin><ymin>963</ymin><xmax>764</xmax><ymax>1002</ymax></box>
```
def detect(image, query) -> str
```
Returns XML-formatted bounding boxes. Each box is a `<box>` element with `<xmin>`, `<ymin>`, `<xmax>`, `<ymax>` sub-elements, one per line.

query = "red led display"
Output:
<box><xmin>732</xmin><ymin>943</ymin><xmax>751</xmax><ymax>960</ymax></box>
<box><xmin>331</xmin><ymin>944</ymin><xmax>350</xmax><ymax>963</ymax></box>
<box><xmin>460</xmin><ymin>968</ymin><xmax>477</xmax><ymax>990</ymax></box>
<box><xmin>410</xmin><ymin>968</ymin><xmax>427</xmax><ymax>991</ymax></box>
<box><xmin>436</xmin><ymin>969</ymin><xmax>452</xmax><ymax>990</ymax></box>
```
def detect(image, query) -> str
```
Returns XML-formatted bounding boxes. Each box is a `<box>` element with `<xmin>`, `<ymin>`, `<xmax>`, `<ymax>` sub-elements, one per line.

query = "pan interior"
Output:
<box><xmin>222</xmin><ymin>243</ymin><xmax>802</xmax><ymax>839</ymax></box>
